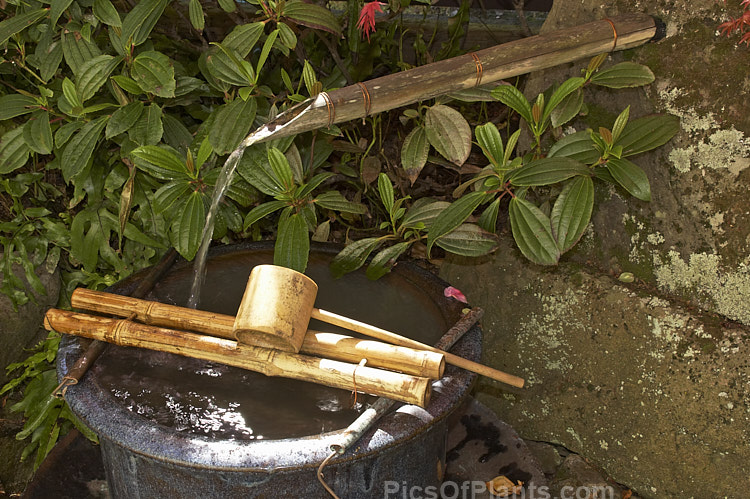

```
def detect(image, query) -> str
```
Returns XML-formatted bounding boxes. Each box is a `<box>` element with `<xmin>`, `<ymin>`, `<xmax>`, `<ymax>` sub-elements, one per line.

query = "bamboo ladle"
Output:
<box><xmin>234</xmin><ymin>265</ymin><xmax>524</xmax><ymax>388</ymax></box>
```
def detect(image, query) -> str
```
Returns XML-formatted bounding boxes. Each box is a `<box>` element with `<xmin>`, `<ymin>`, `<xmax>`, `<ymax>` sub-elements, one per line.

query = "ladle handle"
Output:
<box><xmin>311</xmin><ymin>308</ymin><xmax>524</xmax><ymax>388</ymax></box>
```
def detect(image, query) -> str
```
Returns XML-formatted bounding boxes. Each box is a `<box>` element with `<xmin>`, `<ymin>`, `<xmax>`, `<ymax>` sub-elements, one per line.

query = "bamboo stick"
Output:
<box><xmin>70</xmin><ymin>289</ymin><xmax>444</xmax><ymax>379</ymax></box>
<box><xmin>311</xmin><ymin>309</ymin><xmax>525</xmax><ymax>388</ymax></box>
<box><xmin>45</xmin><ymin>309</ymin><xmax>432</xmax><ymax>407</ymax></box>
<box><xmin>256</xmin><ymin>13</ymin><xmax>657</xmax><ymax>142</ymax></box>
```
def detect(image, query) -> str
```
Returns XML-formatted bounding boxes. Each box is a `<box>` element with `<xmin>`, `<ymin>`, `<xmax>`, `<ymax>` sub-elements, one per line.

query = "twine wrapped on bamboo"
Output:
<box><xmin>256</xmin><ymin>13</ymin><xmax>658</xmax><ymax>142</ymax></box>
<box><xmin>45</xmin><ymin>309</ymin><xmax>432</xmax><ymax>407</ymax></box>
<box><xmin>70</xmin><ymin>288</ymin><xmax>445</xmax><ymax>379</ymax></box>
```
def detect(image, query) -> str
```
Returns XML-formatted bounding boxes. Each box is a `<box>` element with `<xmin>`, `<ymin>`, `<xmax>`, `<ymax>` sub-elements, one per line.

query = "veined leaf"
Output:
<box><xmin>62</xmin><ymin>29</ymin><xmax>102</xmax><ymax>75</ymax></box>
<box><xmin>274</xmin><ymin>213</ymin><xmax>309</xmax><ymax>273</ymax></box>
<box><xmin>435</xmin><ymin>223</ymin><xmax>498</xmax><ymax>257</ymax></box>
<box><xmin>111</xmin><ymin>75</ymin><xmax>143</xmax><ymax>95</ymax></box>
<box><xmin>491</xmin><ymin>84</ymin><xmax>533</xmax><ymax>125</ymax></box>
<box><xmin>314</xmin><ymin>191</ymin><xmax>367</xmax><ymax>214</ymax></box>
<box><xmin>36</xmin><ymin>35</ymin><xmax>64</xmax><ymax>82</ymax></box>
<box><xmin>477</xmin><ymin>197</ymin><xmax>501</xmax><ymax>233</ymax></box>
<box><xmin>121</xmin><ymin>0</ymin><xmax>169</xmax><ymax>48</ymax></box>
<box><xmin>206</xmin><ymin>45</ymin><xmax>254</xmax><ymax>87</ymax></box>
<box><xmin>256</xmin><ymin>29</ymin><xmax>279</xmax><ymax>77</ymax></box>
<box><xmin>131</xmin><ymin>145</ymin><xmax>190</xmax><ymax>180</ymax></box>
<box><xmin>76</xmin><ymin>55</ymin><xmax>123</xmax><ymax>102</ymax></box>
<box><xmin>0</xmin><ymin>128</ymin><xmax>31</xmax><ymax>175</ymax></box>
<box><xmin>377</xmin><ymin>173</ymin><xmax>394</xmax><ymax>214</ymax></box>
<box><xmin>154</xmin><ymin>179</ymin><xmax>192</xmax><ymax>213</ymax></box>
<box><xmin>330</xmin><ymin>237</ymin><xmax>383</xmax><ymax>278</ymax></box>
<box><xmin>509</xmin><ymin>197</ymin><xmax>560</xmax><ymax>265</ymax></box>
<box><xmin>542</xmin><ymin>77</ymin><xmax>584</xmax><ymax>126</ymax></box>
<box><xmin>267</xmin><ymin>146</ymin><xmax>295</xmax><ymax>192</ymax></box>
<box><xmin>550</xmin><ymin>176</ymin><xmax>594</xmax><ymax>253</ymax></box>
<box><xmin>0</xmin><ymin>94</ymin><xmax>37</xmax><ymax>120</ymax></box>
<box><xmin>547</xmin><ymin>131</ymin><xmax>600</xmax><ymax>164</ymax></box>
<box><xmin>425</xmin><ymin>104</ymin><xmax>471</xmax><ymax>166</ymax></box>
<box><xmin>106</xmin><ymin>101</ymin><xmax>144</xmax><ymax>139</ymax></box>
<box><xmin>402</xmin><ymin>199</ymin><xmax>450</xmax><ymax>230</ymax></box>
<box><xmin>61</xmin><ymin>116</ymin><xmax>109</xmax><ymax>182</ymax></box>
<box><xmin>550</xmin><ymin>88</ymin><xmax>583</xmax><ymax>128</ymax></box>
<box><xmin>508</xmin><ymin>157</ymin><xmax>590</xmax><ymax>186</ymax></box>
<box><xmin>209</xmin><ymin>97</ymin><xmax>257</xmax><ymax>154</ymax></box>
<box><xmin>366</xmin><ymin>242</ymin><xmax>412</xmax><ymax>280</ymax></box>
<box><xmin>131</xmin><ymin>51</ymin><xmax>176</xmax><ymax>98</ymax></box>
<box><xmin>616</xmin><ymin>114</ymin><xmax>680</xmax><ymax>157</ymax></box>
<box><xmin>401</xmin><ymin>126</ymin><xmax>429</xmax><ymax>176</ymax></box>
<box><xmin>605</xmin><ymin>158</ymin><xmax>651</xmax><ymax>201</ymax></box>
<box><xmin>50</xmin><ymin>0</ymin><xmax>75</xmax><ymax>27</ymax></box>
<box><xmin>129</xmin><ymin>103</ymin><xmax>163</xmax><ymax>145</ymax></box>
<box><xmin>172</xmin><ymin>191</ymin><xmax>205</xmax><ymax>261</ymax></box>
<box><xmin>283</xmin><ymin>0</ymin><xmax>342</xmax><ymax>35</ymax></box>
<box><xmin>223</xmin><ymin>22</ymin><xmax>265</xmax><ymax>58</ymax></box>
<box><xmin>217</xmin><ymin>0</ymin><xmax>236</xmax><ymax>13</ymax></box>
<box><xmin>237</xmin><ymin>147</ymin><xmax>285</xmax><ymax>196</ymax></box>
<box><xmin>0</xmin><ymin>9</ymin><xmax>48</xmax><ymax>46</ymax></box>
<box><xmin>22</xmin><ymin>111</ymin><xmax>53</xmax><ymax>155</ymax></box>
<box><xmin>591</xmin><ymin>62</ymin><xmax>655</xmax><ymax>88</ymax></box>
<box><xmin>426</xmin><ymin>191</ymin><xmax>487</xmax><ymax>255</ymax></box>
<box><xmin>55</xmin><ymin>121</ymin><xmax>82</xmax><ymax>149</ymax></box>
<box><xmin>188</xmin><ymin>0</ymin><xmax>204</xmax><ymax>31</ymax></box>
<box><xmin>475</xmin><ymin>122</ymin><xmax>504</xmax><ymax>168</ymax></box>
<box><xmin>243</xmin><ymin>200</ymin><xmax>287</xmax><ymax>229</ymax></box>
<box><xmin>93</xmin><ymin>0</ymin><xmax>122</xmax><ymax>27</ymax></box>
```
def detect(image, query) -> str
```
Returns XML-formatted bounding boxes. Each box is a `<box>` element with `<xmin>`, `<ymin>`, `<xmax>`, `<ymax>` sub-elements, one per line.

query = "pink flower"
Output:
<box><xmin>444</xmin><ymin>286</ymin><xmax>468</xmax><ymax>304</ymax></box>
<box><xmin>356</xmin><ymin>2</ymin><xmax>385</xmax><ymax>42</ymax></box>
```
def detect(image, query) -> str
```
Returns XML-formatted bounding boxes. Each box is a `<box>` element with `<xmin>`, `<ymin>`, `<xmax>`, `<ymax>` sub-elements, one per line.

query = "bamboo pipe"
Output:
<box><xmin>45</xmin><ymin>309</ymin><xmax>432</xmax><ymax>407</ymax></box>
<box><xmin>70</xmin><ymin>289</ymin><xmax>445</xmax><ymax>379</ymax></box>
<box><xmin>257</xmin><ymin>13</ymin><xmax>658</xmax><ymax>142</ymax></box>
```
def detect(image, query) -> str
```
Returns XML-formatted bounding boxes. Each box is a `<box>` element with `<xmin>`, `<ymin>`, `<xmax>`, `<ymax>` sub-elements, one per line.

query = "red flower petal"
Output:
<box><xmin>444</xmin><ymin>286</ymin><xmax>468</xmax><ymax>304</ymax></box>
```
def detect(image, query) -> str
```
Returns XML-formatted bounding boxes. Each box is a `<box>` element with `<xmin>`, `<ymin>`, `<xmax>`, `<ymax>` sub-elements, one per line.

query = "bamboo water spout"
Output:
<box><xmin>255</xmin><ymin>13</ymin><xmax>658</xmax><ymax>142</ymax></box>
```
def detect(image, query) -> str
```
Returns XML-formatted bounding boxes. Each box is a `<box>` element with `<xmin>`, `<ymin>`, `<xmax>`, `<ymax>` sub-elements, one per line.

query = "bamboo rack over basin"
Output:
<box><xmin>258</xmin><ymin>13</ymin><xmax>658</xmax><ymax>141</ymax></box>
<box><xmin>45</xmin><ymin>309</ymin><xmax>432</xmax><ymax>407</ymax></box>
<box><xmin>70</xmin><ymin>288</ymin><xmax>444</xmax><ymax>379</ymax></box>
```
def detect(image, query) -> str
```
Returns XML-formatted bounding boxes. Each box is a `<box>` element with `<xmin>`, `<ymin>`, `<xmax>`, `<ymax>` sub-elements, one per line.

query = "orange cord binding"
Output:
<box><xmin>357</xmin><ymin>82</ymin><xmax>372</xmax><ymax>116</ymax></box>
<box><xmin>320</xmin><ymin>91</ymin><xmax>335</xmax><ymax>127</ymax></box>
<box><xmin>470</xmin><ymin>52</ymin><xmax>483</xmax><ymax>87</ymax></box>
<box><xmin>603</xmin><ymin>18</ymin><xmax>618</xmax><ymax>51</ymax></box>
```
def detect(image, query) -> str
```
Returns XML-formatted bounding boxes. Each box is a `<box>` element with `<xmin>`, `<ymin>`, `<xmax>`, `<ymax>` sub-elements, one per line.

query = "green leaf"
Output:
<box><xmin>129</xmin><ymin>103</ymin><xmax>163</xmax><ymax>146</ymax></box>
<box><xmin>172</xmin><ymin>191</ymin><xmax>205</xmax><ymax>261</ymax></box>
<box><xmin>366</xmin><ymin>242</ymin><xmax>412</xmax><ymax>280</ymax></box>
<box><xmin>62</xmin><ymin>77</ymin><xmax>82</xmax><ymax>110</ymax></box>
<box><xmin>314</xmin><ymin>191</ymin><xmax>367</xmax><ymax>214</ymax></box>
<box><xmin>283</xmin><ymin>0</ymin><xmax>342</xmax><ymax>35</ymax></box>
<box><xmin>106</xmin><ymin>101</ymin><xmax>144</xmax><ymax>139</ymax></box>
<box><xmin>209</xmin><ymin>97</ymin><xmax>257</xmax><ymax>154</ymax></box>
<box><xmin>76</xmin><ymin>55</ymin><xmax>123</xmax><ymax>103</ymax></box>
<box><xmin>491</xmin><ymin>84</ymin><xmax>533</xmax><ymax>124</ymax></box>
<box><xmin>274</xmin><ymin>213</ymin><xmax>309</xmax><ymax>273</ymax></box>
<box><xmin>611</xmin><ymin>106</ymin><xmax>630</xmax><ymax>143</ymax></box>
<box><xmin>446</xmin><ymin>85</ymin><xmax>496</xmax><ymax>102</ymax></box>
<box><xmin>0</xmin><ymin>9</ymin><xmax>48</xmax><ymax>46</ymax></box>
<box><xmin>616</xmin><ymin>114</ymin><xmax>680</xmax><ymax>157</ymax></box>
<box><xmin>131</xmin><ymin>145</ymin><xmax>190</xmax><ymax>180</ymax></box>
<box><xmin>22</xmin><ymin>111</ymin><xmax>53</xmax><ymax>155</ymax></box>
<box><xmin>238</xmin><ymin>147</ymin><xmax>284</xmax><ymax>196</ymax></box>
<box><xmin>550</xmin><ymin>88</ymin><xmax>583</xmax><ymax>128</ymax></box>
<box><xmin>605</xmin><ymin>158</ymin><xmax>651</xmax><ymax>201</ymax></box>
<box><xmin>50</xmin><ymin>0</ymin><xmax>75</xmax><ymax>27</ymax></box>
<box><xmin>542</xmin><ymin>77</ymin><xmax>584</xmax><ymax>126</ymax></box>
<box><xmin>61</xmin><ymin>116</ymin><xmax>108</xmax><ymax>182</ymax></box>
<box><xmin>54</xmin><ymin>121</ymin><xmax>82</xmax><ymax>149</ymax></box>
<box><xmin>223</xmin><ymin>22</ymin><xmax>265</xmax><ymax>58</ymax></box>
<box><xmin>0</xmin><ymin>94</ymin><xmax>38</xmax><ymax>120</ymax></box>
<box><xmin>475</xmin><ymin>122</ymin><xmax>504</xmax><ymax>168</ymax></box>
<box><xmin>278</xmin><ymin>22</ymin><xmax>297</xmax><ymax>50</ymax></box>
<box><xmin>477</xmin><ymin>197</ymin><xmax>501</xmax><ymax>233</ymax></box>
<box><xmin>0</xmin><ymin>128</ymin><xmax>31</xmax><ymax>175</ymax></box>
<box><xmin>62</xmin><ymin>29</ymin><xmax>102</xmax><ymax>76</ymax></box>
<box><xmin>330</xmin><ymin>237</ymin><xmax>383</xmax><ymax>278</ymax></box>
<box><xmin>427</xmin><ymin>191</ymin><xmax>487</xmax><ymax>255</ymax></box>
<box><xmin>424</xmin><ymin>104</ymin><xmax>471</xmax><ymax>166</ymax></box>
<box><xmin>591</xmin><ymin>62</ymin><xmax>655</xmax><ymax>88</ymax></box>
<box><xmin>154</xmin><ymin>179</ymin><xmax>192</xmax><ymax>213</ymax></box>
<box><xmin>121</xmin><ymin>0</ymin><xmax>169</xmax><ymax>48</ymax></box>
<box><xmin>243</xmin><ymin>200</ymin><xmax>287</xmax><ymax>229</ymax></box>
<box><xmin>400</xmin><ymin>126</ymin><xmax>429</xmax><ymax>178</ymax></box>
<box><xmin>206</xmin><ymin>45</ymin><xmax>254</xmax><ymax>87</ymax></box>
<box><xmin>435</xmin><ymin>223</ymin><xmax>498</xmax><ymax>257</ymax></box>
<box><xmin>550</xmin><ymin>176</ymin><xmax>594</xmax><ymax>253</ymax></box>
<box><xmin>111</xmin><ymin>75</ymin><xmax>143</xmax><ymax>95</ymax></box>
<box><xmin>547</xmin><ymin>131</ymin><xmax>600</xmax><ymax>164</ymax></box>
<box><xmin>217</xmin><ymin>0</ymin><xmax>236</xmax><ymax>12</ymax></box>
<box><xmin>508</xmin><ymin>157</ymin><xmax>590</xmax><ymax>186</ymax></box>
<box><xmin>402</xmin><ymin>199</ymin><xmax>450</xmax><ymax>230</ymax></box>
<box><xmin>509</xmin><ymin>197</ymin><xmax>560</xmax><ymax>265</ymax></box>
<box><xmin>36</xmin><ymin>35</ymin><xmax>64</xmax><ymax>82</ymax></box>
<box><xmin>93</xmin><ymin>0</ymin><xmax>122</xmax><ymax>27</ymax></box>
<box><xmin>256</xmin><ymin>29</ymin><xmax>279</xmax><ymax>77</ymax></box>
<box><xmin>267</xmin><ymin>146</ymin><xmax>294</xmax><ymax>191</ymax></box>
<box><xmin>188</xmin><ymin>0</ymin><xmax>204</xmax><ymax>31</ymax></box>
<box><xmin>131</xmin><ymin>51</ymin><xmax>176</xmax><ymax>98</ymax></box>
<box><xmin>377</xmin><ymin>173</ymin><xmax>394</xmax><ymax>214</ymax></box>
